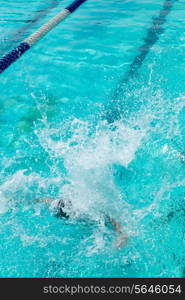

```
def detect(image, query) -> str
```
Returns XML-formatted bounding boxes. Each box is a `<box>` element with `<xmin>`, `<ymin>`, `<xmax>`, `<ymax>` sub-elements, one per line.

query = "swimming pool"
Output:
<box><xmin>0</xmin><ymin>0</ymin><xmax>184</xmax><ymax>278</ymax></box>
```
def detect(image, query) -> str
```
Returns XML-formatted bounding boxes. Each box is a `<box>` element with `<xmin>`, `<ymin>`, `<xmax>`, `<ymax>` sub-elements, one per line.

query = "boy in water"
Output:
<box><xmin>37</xmin><ymin>197</ymin><xmax>128</xmax><ymax>249</ymax></box>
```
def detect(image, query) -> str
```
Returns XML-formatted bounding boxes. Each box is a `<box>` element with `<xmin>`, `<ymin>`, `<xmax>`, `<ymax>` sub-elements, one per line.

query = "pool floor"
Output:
<box><xmin>0</xmin><ymin>0</ymin><xmax>184</xmax><ymax>278</ymax></box>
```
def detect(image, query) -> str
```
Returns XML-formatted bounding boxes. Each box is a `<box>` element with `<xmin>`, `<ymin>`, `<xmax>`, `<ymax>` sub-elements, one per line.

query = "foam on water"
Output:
<box><xmin>36</xmin><ymin>118</ymin><xmax>145</xmax><ymax>224</ymax></box>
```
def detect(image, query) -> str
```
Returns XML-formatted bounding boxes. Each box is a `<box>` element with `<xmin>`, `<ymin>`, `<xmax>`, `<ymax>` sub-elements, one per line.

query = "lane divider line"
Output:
<box><xmin>106</xmin><ymin>0</ymin><xmax>177</xmax><ymax>123</ymax></box>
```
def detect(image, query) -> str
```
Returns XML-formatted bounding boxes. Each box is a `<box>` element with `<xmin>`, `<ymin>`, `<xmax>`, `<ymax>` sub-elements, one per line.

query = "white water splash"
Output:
<box><xmin>36</xmin><ymin>118</ymin><xmax>145</xmax><ymax>224</ymax></box>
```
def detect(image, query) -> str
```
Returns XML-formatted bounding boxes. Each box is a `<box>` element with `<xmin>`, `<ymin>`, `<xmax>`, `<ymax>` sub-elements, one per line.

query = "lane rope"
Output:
<box><xmin>0</xmin><ymin>0</ymin><xmax>87</xmax><ymax>74</ymax></box>
<box><xmin>0</xmin><ymin>0</ymin><xmax>60</xmax><ymax>56</ymax></box>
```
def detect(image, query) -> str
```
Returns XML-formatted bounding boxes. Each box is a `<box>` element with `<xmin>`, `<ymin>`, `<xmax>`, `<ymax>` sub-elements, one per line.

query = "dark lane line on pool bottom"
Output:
<box><xmin>106</xmin><ymin>0</ymin><xmax>178</xmax><ymax>123</ymax></box>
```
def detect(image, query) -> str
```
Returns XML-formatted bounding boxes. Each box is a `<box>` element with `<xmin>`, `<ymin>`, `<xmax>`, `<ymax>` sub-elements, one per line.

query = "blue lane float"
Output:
<box><xmin>0</xmin><ymin>0</ymin><xmax>87</xmax><ymax>74</ymax></box>
<box><xmin>66</xmin><ymin>0</ymin><xmax>87</xmax><ymax>13</ymax></box>
<box><xmin>0</xmin><ymin>42</ymin><xmax>30</xmax><ymax>73</ymax></box>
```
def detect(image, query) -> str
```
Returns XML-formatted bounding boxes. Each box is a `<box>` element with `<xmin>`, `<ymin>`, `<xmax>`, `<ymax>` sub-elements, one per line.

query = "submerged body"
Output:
<box><xmin>37</xmin><ymin>197</ymin><xmax>128</xmax><ymax>249</ymax></box>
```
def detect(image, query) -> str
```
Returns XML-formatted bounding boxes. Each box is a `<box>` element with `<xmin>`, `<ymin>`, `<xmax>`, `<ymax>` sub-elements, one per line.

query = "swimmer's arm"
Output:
<box><xmin>35</xmin><ymin>198</ymin><xmax>52</xmax><ymax>204</ymax></box>
<box><xmin>108</xmin><ymin>217</ymin><xmax>122</xmax><ymax>234</ymax></box>
<box><xmin>108</xmin><ymin>216</ymin><xmax>128</xmax><ymax>249</ymax></box>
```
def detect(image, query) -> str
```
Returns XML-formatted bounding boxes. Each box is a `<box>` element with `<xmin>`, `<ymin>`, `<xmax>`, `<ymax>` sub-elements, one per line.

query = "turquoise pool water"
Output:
<box><xmin>0</xmin><ymin>0</ymin><xmax>184</xmax><ymax>277</ymax></box>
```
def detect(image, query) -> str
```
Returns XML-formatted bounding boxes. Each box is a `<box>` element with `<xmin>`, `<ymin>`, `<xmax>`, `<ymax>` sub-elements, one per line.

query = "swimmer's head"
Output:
<box><xmin>55</xmin><ymin>199</ymin><xmax>70</xmax><ymax>219</ymax></box>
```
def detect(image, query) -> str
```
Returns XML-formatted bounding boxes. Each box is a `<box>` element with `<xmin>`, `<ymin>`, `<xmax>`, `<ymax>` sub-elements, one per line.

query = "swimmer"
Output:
<box><xmin>36</xmin><ymin>197</ymin><xmax>128</xmax><ymax>249</ymax></box>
